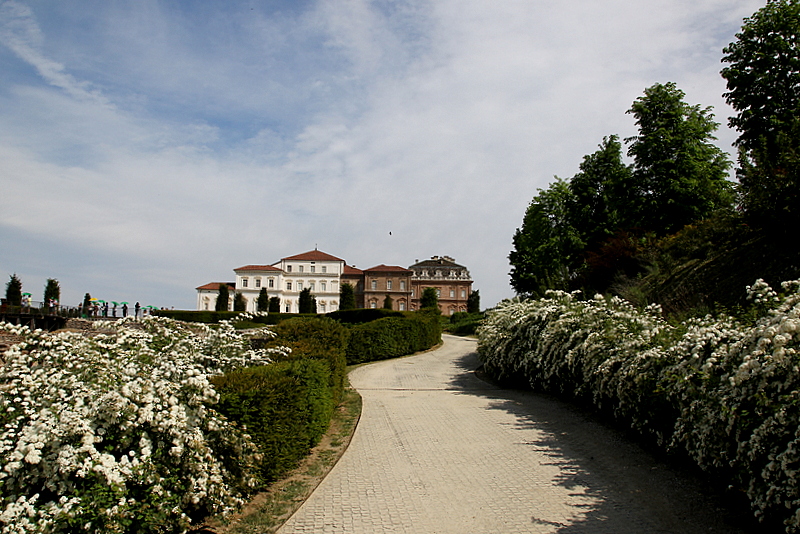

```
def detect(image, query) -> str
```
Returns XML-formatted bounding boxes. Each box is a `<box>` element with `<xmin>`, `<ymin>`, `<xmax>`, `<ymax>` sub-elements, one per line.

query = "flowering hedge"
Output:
<box><xmin>478</xmin><ymin>280</ymin><xmax>800</xmax><ymax>532</ymax></box>
<box><xmin>0</xmin><ymin>314</ymin><xmax>287</xmax><ymax>534</ymax></box>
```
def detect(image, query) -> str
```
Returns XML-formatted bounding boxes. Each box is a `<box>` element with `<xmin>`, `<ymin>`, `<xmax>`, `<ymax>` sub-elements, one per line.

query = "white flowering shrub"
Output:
<box><xmin>0</xmin><ymin>314</ymin><xmax>288</xmax><ymax>534</ymax></box>
<box><xmin>478</xmin><ymin>280</ymin><xmax>800</xmax><ymax>532</ymax></box>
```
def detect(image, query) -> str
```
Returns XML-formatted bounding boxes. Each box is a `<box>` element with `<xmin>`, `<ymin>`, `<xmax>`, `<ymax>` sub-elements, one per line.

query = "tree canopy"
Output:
<box><xmin>420</xmin><ymin>287</ymin><xmax>439</xmax><ymax>309</ymax></box>
<box><xmin>256</xmin><ymin>288</ymin><xmax>269</xmax><ymax>312</ymax></box>
<box><xmin>722</xmin><ymin>0</ymin><xmax>800</xmax><ymax>227</ymax></box>
<box><xmin>5</xmin><ymin>274</ymin><xmax>22</xmax><ymax>306</ymax></box>
<box><xmin>510</xmin><ymin>83</ymin><xmax>733</xmax><ymax>297</ymax></box>
<box><xmin>43</xmin><ymin>278</ymin><xmax>60</xmax><ymax>305</ymax></box>
<box><xmin>339</xmin><ymin>282</ymin><xmax>356</xmax><ymax>311</ymax></box>
<box><xmin>299</xmin><ymin>287</ymin><xmax>317</xmax><ymax>314</ymax></box>
<box><xmin>215</xmin><ymin>283</ymin><xmax>229</xmax><ymax>311</ymax></box>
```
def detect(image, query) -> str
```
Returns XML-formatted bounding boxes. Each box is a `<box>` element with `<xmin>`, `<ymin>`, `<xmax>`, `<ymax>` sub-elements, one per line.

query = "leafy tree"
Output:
<box><xmin>215</xmin><ymin>283</ymin><xmax>229</xmax><ymax>311</ymax></box>
<box><xmin>233</xmin><ymin>292</ymin><xmax>246</xmax><ymax>312</ymax></box>
<box><xmin>5</xmin><ymin>274</ymin><xmax>22</xmax><ymax>306</ymax></box>
<box><xmin>339</xmin><ymin>282</ymin><xmax>356</xmax><ymax>311</ymax></box>
<box><xmin>268</xmin><ymin>296</ymin><xmax>281</xmax><ymax>313</ymax></box>
<box><xmin>256</xmin><ymin>288</ymin><xmax>269</xmax><ymax>312</ymax></box>
<box><xmin>43</xmin><ymin>278</ymin><xmax>60</xmax><ymax>306</ymax></box>
<box><xmin>721</xmin><ymin>0</ymin><xmax>800</xmax><ymax>227</ymax></box>
<box><xmin>299</xmin><ymin>288</ymin><xmax>317</xmax><ymax>314</ymax></box>
<box><xmin>626</xmin><ymin>82</ymin><xmax>733</xmax><ymax>235</ymax></box>
<box><xmin>467</xmin><ymin>290</ymin><xmax>480</xmax><ymax>313</ymax></box>
<box><xmin>382</xmin><ymin>294</ymin><xmax>393</xmax><ymax>310</ymax></box>
<box><xmin>420</xmin><ymin>287</ymin><xmax>439</xmax><ymax>309</ymax></box>
<box><xmin>82</xmin><ymin>293</ymin><xmax>91</xmax><ymax>317</ymax></box>
<box><xmin>568</xmin><ymin>135</ymin><xmax>634</xmax><ymax>244</ymax></box>
<box><xmin>509</xmin><ymin>179</ymin><xmax>584</xmax><ymax>296</ymax></box>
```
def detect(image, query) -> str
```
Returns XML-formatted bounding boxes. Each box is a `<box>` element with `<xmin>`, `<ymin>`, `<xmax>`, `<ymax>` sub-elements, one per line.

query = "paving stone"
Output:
<box><xmin>278</xmin><ymin>335</ymin><xmax>751</xmax><ymax>534</ymax></box>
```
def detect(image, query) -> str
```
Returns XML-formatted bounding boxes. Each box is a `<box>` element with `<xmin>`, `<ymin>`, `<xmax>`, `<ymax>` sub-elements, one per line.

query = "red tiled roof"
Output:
<box><xmin>282</xmin><ymin>250</ymin><xmax>345</xmax><ymax>262</ymax></box>
<box><xmin>343</xmin><ymin>265</ymin><xmax>363</xmax><ymax>275</ymax></box>
<box><xmin>196</xmin><ymin>282</ymin><xmax>235</xmax><ymax>291</ymax></box>
<box><xmin>364</xmin><ymin>264</ymin><xmax>411</xmax><ymax>273</ymax></box>
<box><xmin>234</xmin><ymin>265</ymin><xmax>282</xmax><ymax>272</ymax></box>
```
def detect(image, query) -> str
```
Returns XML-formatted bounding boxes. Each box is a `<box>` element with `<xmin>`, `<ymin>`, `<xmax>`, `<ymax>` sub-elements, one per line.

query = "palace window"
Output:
<box><xmin>450</xmin><ymin>289</ymin><xmax>455</xmax><ymax>297</ymax></box>
<box><xmin>322</xmin><ymin>266</ymin><xmax>327</xmax><ymax>273</ymax></box>
<box><xmin>242</xmin><ymin>278</ymin><xmax>248</xmax><ymax>288</ymax></box>
<box><xmin>287</xmin><ymin>282</ymin><xmax>292</xmax><ymax>291</ymax></box>
<box><xmin>321</xmin><ymin>281</ymin><xmax>327</xmax><ymax>291</ymax></box>
<box><xmin>387</xmin><ymin>280</ymin><xmax>393</xmax><ymax>290</ymax></box>
<box><xmin>400</xmin><ymin>280</ymin><xmax>406</xmax><ymax>290</ymax></box>
<box><xmin>286</xmin><ymin>265</ymin><xmax>292</xmax><ymax>273</ymax></box>
<box><xmin>371</xmin><ymin>280</ymin><xmax>377</xmax><ymax>290</ymax></box>
<box><xmin>311</xmin><ymin>265</ymin><xmax>315</xmax><ymax>273</ymax></box>
<box><xmin>255</xmin><ymin>278</ymin><xmax>261</xmax><ymax>288</ymax></box>
<box><xmin>299</xmin><ymin>265</ymin><xmax>304</xmax><ymax>273</ymax></box>
<box><xmin>268</xmin><ymin>278</ymin><xmax>274</xmax><ymax>288</ymax></box>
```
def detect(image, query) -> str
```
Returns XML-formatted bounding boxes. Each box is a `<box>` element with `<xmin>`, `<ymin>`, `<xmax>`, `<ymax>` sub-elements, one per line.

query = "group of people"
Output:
<box><xmin>84</xmin><ymin>301</ymin><xmax>142</xmax><ymax>318</ymax></box>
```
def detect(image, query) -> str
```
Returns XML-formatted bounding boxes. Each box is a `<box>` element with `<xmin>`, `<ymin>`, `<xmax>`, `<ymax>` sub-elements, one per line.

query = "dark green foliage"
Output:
<box><xmin>4</xmin><ymin>274</ymin><xmax>22</xmax><ymax>306</ymax></box>
<box><xmin>509</xmin><ymin>179</ymin><xmax>584</xmax><ymax>296</ymax></box>
<box><xmin>267</xmin><ymin>317</ymin><xmax>348</xmax><ymax>405</ymax></box>
<box><xmin>722</xmin><ymin>0</ymin><xmax>800</xmax><ymax>229</ymax></box>
<box><xmin>82</xmin><ymin>293</ymin><xmax>91</xmax><ymax>316</ymax></box>
<box><xmin>233</xmin><ymin>291</ymin><xmax>246</xmax><ymax>312</ymax></box>
<box><xmin>382</xmin><ymin>294</ymin><xmax>393</xmax><ymax>310</ymax></box>
<box><xmin>256</xmin><ymin>288</ymin><xmax>269</xmax><ymax>312</ymax></box>
<box><xmin>43</xmin><ymin>278</ymin><xmax>60</xmax><ymax>305</ymax></box>
<box><xmin>345</xmin><ymin>310</ymin><xmax>441</xmax><ymax>365</ymax></box>
<box><xmin>298</xmin><ymin>288</ymin><xmax>316</xmax><ymax>314</ymax></box>
<box><xmin>446</xmin><ymin>311</ymin><xmax>484</xmax><ymax>336</ymax></box>
<box><xmin>625</xmin><ymin>82</ymin><xmax>733</xmax><ymax>235</ymax></box>
<box><xmin>339</xmin><ymin>282</ymin><xmax>356</xmax><ymax>311</ymax></box>
<box><xmin>215</xmin><ymin>283</ymin><xmax>230</xmax><ymax>311</ymax></box>
<box><xmin>211</xmin><ymin>360</ymin><xmax>333</xmax><ymax>484</ymax></box>
<box><xmin>420</xmin><ymin>287</ymin><xmax>439</xmax><ymax>309</ymax></box>
<box><xmin>268</xmin><ymin>296</ymin><xmax>281</xmax><ymax>313</ymax></box>
<box><xmin>326</xmin><ymin>307</ymin><xmax>404</xmax><ymax>324</ymax></box>
<box><xmin>467</xmin><ymin>290</ymin><xmax>480</xmax><ymax>313</ymax></box>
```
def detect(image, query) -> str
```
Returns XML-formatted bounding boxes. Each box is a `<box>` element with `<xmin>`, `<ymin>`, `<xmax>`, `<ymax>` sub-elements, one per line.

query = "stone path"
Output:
<box><xmin>278</xmin><ymin>335</ymin><xmax>751</xmax><ymax>534</ymax></box>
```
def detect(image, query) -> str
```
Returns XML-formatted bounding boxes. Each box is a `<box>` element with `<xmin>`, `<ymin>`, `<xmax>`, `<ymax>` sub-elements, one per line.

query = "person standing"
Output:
<box><xmin>122</xmin><ymin>303</ymin><xmax>128</xmax><ymax>317</ymax></box>
<box><xmin>134</xmin><ymin>302</ymin><xmax>140</xmax><ymax>318</ymax></box>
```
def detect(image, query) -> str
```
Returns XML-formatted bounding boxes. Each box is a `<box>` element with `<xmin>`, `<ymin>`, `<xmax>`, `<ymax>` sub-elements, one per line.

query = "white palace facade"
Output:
<box><xmin>196</xmin><ymin>249</ymin><xmax>474</xmax><ymax>315</ymax></box>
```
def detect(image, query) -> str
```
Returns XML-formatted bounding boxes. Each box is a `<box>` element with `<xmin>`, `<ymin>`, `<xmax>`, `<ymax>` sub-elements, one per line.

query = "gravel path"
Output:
<box><xmin>278</xmin><ymin>335</ymin><xmax>753</xmax><ymax>534</ymax></box>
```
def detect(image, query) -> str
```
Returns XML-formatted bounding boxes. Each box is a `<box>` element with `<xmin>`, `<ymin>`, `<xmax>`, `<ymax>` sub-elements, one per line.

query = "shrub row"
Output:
<box><xmin>477</xmin><ymin>280</ymin><xmax>800</xmax><ymax>532</ymax></box>
<box><xmin>345</xmin><ymin>310</ymin><xmax>442</xmax><ymax>365</ymax></box>
<box><xmin>211</xmin><ymin>317</ymin><xmax>348</xmax><ymax>484</ymax></box>
<box><xmin>152</xmin><ymin>309</ymin><xmax>315</xmax><ymax>325</ymax></box>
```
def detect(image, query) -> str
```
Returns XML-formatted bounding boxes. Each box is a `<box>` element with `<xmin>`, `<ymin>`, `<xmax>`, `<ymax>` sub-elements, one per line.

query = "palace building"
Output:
<box><xmin>196</xmin><ymin>250</ymin><xmax>474</xmax><ymax>315</ymax></box>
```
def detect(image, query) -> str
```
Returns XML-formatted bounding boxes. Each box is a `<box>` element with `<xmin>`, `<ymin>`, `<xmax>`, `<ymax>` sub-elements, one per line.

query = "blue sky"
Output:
<box><xmin>0</xmin><ymin>0</ymin><xmax>764</xmax><ymax>310</ymax></box>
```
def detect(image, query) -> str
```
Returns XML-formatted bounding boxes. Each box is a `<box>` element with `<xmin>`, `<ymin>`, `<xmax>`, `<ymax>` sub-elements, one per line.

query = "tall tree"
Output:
<box><xmin>339</xmin><ymin>282</ymin><xmax>356</xmax><ymax>311</ymax></box>
<box><xmin>215</xmin><ymin>283</ymin><xmax>229</xmax><ymax>311</ymax></box>
<box><xmin>43</xmin><ymin>278</ymin><xmax>60</xmax><ymax>305</ymax></box>
<box><xmin>420</xmin><ymin>287</ymin><xmax>439</xmax><ymax>309</ymax></box>
<box><xmin>467</xmin><ymin>289</ymin><xmax>480</xmax><ymax>313</ymax></box>
<box><xmin>82</xmin><ymin>293</ymin><xmax>91</xmax><ymax>317</ymax></box>
<box><xmin>256</xmin><ymin>288</ymin><xmax>269</xmax><ymax>312</ymax></box>
<box><xmin>299</xmin><ymin>287</ymin><xmax>316</xmax><ymax>314</ymax></box>
<box><xmin>721</xmin><ymin>0</ymin><xmax>800</xmax><ymax>227</ymax></box>
<box><xmin>508</xmin><ymin>179</ymin><xmax>584</xmax><ymax>297</ymax></box>
<box><xmin>626</xmin><ymin>82</ymin><xmax>733</xmax><ymax>235</ymax></box>
<box><xmin>233</xmin><ymin>292</ymin><xmax>246</xmax><ymax>312</ymax></box>
<box><xmin>568</xmin><ymin>135</ymin><xmax>633</xmax><ymax>245</ymax></box>
<box><xmin>268</xmin><ymin>296</ymin><xmax>281</xmax><ymax>313</ymax></box>
<box><xmin>5</xmin><ymin>274</ymin><xmax>22</xmax><ymax>306</ymax></box>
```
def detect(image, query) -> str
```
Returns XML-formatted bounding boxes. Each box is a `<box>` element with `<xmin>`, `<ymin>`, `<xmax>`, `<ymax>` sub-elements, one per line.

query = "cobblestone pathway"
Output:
<box><xmin>278</xmin><ymin>335</ymin><xmax>750</xmax><ymax>534</ymax></box>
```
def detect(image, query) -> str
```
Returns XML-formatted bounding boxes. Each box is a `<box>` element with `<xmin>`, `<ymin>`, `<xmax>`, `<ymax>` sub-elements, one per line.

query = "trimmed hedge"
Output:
<box><xmin>152</xmin><ymin>309</ymin><xmax>314</xmax><ymax>325</ymax></box>
<box><xmin>210</xmin><ymin>359</ymin><xmax>333</xmax><ymax>484</ymax></box>
<box><xmin>346</xmin><ymin>310</ymin><xmax>441</xmax><ymax>365</ymax></box>
<box><xmin>266</xmin><ymin>317</ymin><xmax>349</xmax><ymax>405</ymax></box>
<box><xmin>325</xmin><ymin>308</ymin><xmax>404</xmax><ymax>324</ymax></box>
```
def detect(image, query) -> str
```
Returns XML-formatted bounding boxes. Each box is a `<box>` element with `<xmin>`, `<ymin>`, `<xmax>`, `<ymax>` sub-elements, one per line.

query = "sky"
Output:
<box><xmin>0</xmin><ymin>0</ymin><xmax>765</xmax><ymax>310</ymax></box>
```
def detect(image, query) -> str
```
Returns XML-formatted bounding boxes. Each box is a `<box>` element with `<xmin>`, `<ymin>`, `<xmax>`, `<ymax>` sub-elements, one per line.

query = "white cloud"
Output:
<box><xmin>0</xmin><ymin>0</ymin><xmax>765</xmax><ymax>308</ymax></box>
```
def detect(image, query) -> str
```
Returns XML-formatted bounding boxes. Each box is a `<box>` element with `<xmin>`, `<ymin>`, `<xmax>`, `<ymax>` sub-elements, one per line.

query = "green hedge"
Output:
<box><xmin>346</xmin><ymin>310</ymin><xmax>441</xmax><ymax>365</ymax></box>
<box><xmin>152</xmin><ymin>309</ymin><xmax>314</xmax><ymax>325</ymax></box>
<box><xmin>325</xmin><ymin>308</ymin><xmax>404</xmax><ymax>324</ymax></box>
<box><xmin>266</xmin><ymin>317</ymin><xmax>349</xmax><ymax>405</ymax></box>
<box><xmin>210</xmin><ymin>359</ymin><xmax>333</xmax><ymax>484</ymax></box>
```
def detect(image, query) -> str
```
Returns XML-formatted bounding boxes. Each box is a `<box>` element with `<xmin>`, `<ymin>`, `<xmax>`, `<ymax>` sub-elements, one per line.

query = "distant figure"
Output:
<box><xmin>112</xmin><ymin>304</ymin><xmax>117</xmax><ymax>317</ymax></box>
<box><xmin>103</xmin><ymin>302</ymin><xmax>109</xmax><ymax>317</ymax></box>
<box><xmin>135</xmin><ymin>302</ymin><xmax>140</xmax><ymax>318</ymax></box>
<box><xmin>122</xmin><ymin>303</ymin><xmax>128</xmax><ymax>317</ymax></box>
